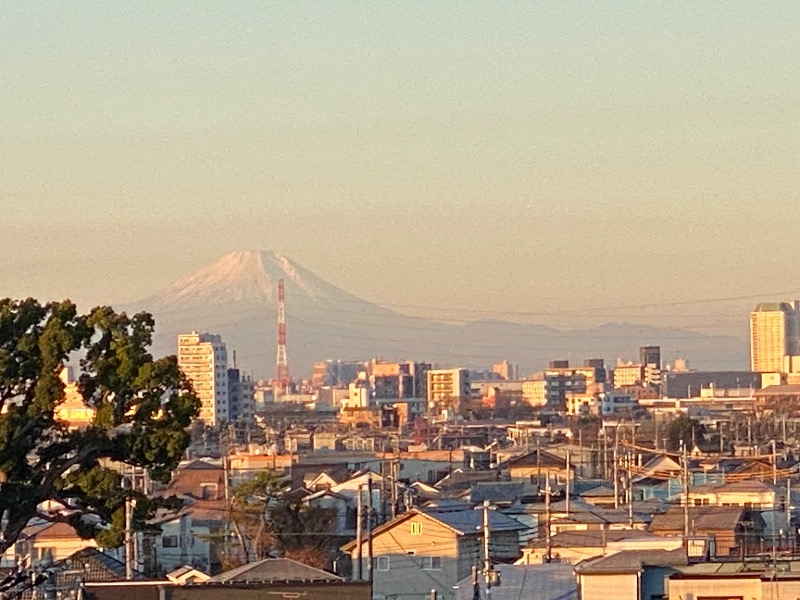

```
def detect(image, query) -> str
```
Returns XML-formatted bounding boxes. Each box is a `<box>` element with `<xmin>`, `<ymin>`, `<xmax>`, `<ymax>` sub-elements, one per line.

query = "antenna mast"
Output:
<box><xmin>274</xmin><ymin>278</ymin><xmax>290</xmax><ymax>399</ymax></box>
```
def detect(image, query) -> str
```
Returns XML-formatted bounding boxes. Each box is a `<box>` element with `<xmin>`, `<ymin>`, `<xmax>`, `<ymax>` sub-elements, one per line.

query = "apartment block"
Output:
<box><xmin>177</xmin><ymin>332</ymin><xmax>229</xmax><ymax>426</ymax></box>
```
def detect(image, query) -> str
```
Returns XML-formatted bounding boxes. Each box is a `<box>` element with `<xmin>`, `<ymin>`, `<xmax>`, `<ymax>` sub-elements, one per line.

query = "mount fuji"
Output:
<box><xmin>127</xmin><ymin>250</ymin><xmax>747</xmax><ymax>379</ymax></box>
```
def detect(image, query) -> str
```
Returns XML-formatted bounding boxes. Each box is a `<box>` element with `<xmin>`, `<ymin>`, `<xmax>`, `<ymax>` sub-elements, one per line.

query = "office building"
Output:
<box><xmin>750</xmin><ymin>302</ymin><xmax>800</xmax><ymax>373</ymax></box>
<box><xmin>177</xmin><ymin>332</ymin><xmax>229</xmax><ymax>426</ymax></box>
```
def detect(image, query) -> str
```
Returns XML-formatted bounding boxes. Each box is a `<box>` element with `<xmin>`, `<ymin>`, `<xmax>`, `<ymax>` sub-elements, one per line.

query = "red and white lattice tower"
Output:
<box><xmin>274</xmin><ymin>278</ymin><xmax>290</xmax><ymax>396</ymax></box>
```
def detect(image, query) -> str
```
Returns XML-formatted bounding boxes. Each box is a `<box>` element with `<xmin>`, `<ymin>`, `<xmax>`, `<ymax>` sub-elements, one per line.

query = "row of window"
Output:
<box><xmin>375</xmin><ymin>555</ymin><xmax>441</xmax><ymax>571</ymax></box>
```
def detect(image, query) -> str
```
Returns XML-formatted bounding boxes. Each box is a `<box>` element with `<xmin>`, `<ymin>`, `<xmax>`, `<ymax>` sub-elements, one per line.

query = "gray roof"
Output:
<box><xmin>649</xmin><ymin>506</ymin><xmax>749</xmax><ymax>532</ymax></box>
<box><xmin>576</xmin><ymin>549</ymin><xmax>687</xmax><ymax>574</ymax></box>
<box><xmin>209</xmin><ymin>558</ymin><xmax>342</xmax><ymax>583</ymax></box>
<box><xmin>581</xmin><ymin>485</ymin><xmax>616</xmax><ymax>498</ymax></box>
<box><xmin>530</xmin><ymin>529</ymin><xmax>657</xmax><ymax>549</ymax></box>
<box><xmin>455</xmin><ymin>564</ymin><xmax>577</xmax><ymax>600</ymax></box>
<box><xmin>423</xmin><ymin>507</ymin><xmax>527</xmax><ymax>534</ymax></box>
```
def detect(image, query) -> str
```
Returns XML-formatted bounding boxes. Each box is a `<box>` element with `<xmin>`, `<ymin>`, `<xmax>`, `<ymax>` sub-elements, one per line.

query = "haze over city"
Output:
<box><xmin>6</xmin><ymin>4</ymin><xmax>800</xmax><ymax>600</ymax></box>
<box><xmin>3</xmin><ymin>2</ymin><xmax>800</xmax><ymax>340</ymax></box>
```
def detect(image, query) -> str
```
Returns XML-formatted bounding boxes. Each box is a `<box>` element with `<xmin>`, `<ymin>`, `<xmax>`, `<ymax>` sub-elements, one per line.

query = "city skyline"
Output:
<box><xmin>3</xmin><ymin>2</ymin><xmax>800</xmax><ymax>335</ymax></box>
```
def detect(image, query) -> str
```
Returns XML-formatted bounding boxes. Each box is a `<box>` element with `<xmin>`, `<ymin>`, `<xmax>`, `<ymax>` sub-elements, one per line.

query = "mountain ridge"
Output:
<box><xmin>126</xmin><ymin>250</ymin><xmax>748</xmax><ymax>378</ymax></box>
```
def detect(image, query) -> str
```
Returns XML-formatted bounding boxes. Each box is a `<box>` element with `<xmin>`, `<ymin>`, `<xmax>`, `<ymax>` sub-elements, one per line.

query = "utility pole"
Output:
<box><xmin>773</xmin><ymin>440</ymin><xmax>778</xmax><ymax>486</ymax></box>
<box><xmin>787</xmin><ymin>478</ymin><xmax>793</xmax><ymax>553</ymax></box>
<box><xmin>565</xmin><ymin>450</ymin><xmax>571</xmax><ymax>516</ymax></box>
<box><xmin>682</xmin><ymin>443</ymin><xmax>690</xmax><ymax>539</ymax></box>
<box><xmin>544</xmin><ymin>479</ymin><xmax>552</xmax><ymax>563</ymax></box>
<box><xmin>627</xmin><ymin>450</ymin><xmax>634</xmax><ymax>528</ymax></box>
<box><xmin>355</xmin><ymin>486</ymin><xmax>363</xmax><ymax>581</ymax></box>
<box><xmin>391</xmin><ymin>458</ymin><xmax>399</xmax><ymax>519</ymax></box>
<box><xmin>482</xmin><ymin>501</ymin><xmax>492</xmax><ymax>599</ymax></box>
<box><xmin>613</xmin><ymin>426</ymin><xmax>619</xmax><ymax>509</ymax></box>
<box><xmin>654</xmin><ymin>413</ymin><xmax>659</xmax><ymax>451</ymax></box>
<box><xmin>367</xmin><ymin>476</ymin><xmax>374</xmax><ymax>584</ymax></box>
<box><xmin>125</xmin><ymin>497</ymin><xmax>137</xmax><ymax>580</ymax></box>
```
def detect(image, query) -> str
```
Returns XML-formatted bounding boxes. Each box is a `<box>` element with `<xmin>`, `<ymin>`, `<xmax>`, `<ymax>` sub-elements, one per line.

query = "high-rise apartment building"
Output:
<box><xmin>750</xmin><ymin>302</ymin><xmax>800</xmax><ymax>373</ymax></box>
<box><xmin>178</xmin><ymin>332</ymin><xmax>229</xmax><ymax>426</ymax></box>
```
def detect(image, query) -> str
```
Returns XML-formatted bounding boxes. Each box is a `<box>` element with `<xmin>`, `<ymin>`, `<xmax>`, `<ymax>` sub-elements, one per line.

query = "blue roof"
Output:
<box><xmin>423</xmin><ymin>507</ymin><xmax>527</xmax><ymax>534</ymax></box>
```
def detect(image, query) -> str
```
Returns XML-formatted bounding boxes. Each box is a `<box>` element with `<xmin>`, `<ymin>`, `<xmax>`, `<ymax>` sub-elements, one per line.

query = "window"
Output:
<box><xmin>422</xmin><ymin>556</ymin><xmax>442</xmax><ymax>570</ymax></box>
<box><xmin>410</xmin><ymin>522</ymin><xmax>423</xmax><ymax>535</ymax></box>
<box><xmin>376</xmin><ymin>556</ymin><xmax>390</xmax><ymax>571</ymax></box>
<box><xmin>162</xmin><ymin>535</ymin><xmax>179</xmax><ymax>548</ymax></box>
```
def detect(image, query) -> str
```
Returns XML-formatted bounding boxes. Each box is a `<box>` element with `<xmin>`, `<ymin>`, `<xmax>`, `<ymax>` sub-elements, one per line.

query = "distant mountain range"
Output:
<box><xmin>125</xmin><ymin>250</ymin><xmax>748</xmax><ymax>379</ymax></box>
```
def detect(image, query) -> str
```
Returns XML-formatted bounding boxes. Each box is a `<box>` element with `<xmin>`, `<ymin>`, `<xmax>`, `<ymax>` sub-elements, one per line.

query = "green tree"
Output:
<box><xmin>666</xmin><ymin>414</ymin><xmax>705</xmax><ymax>452</ymax></box>
<box><xmin>0</xmin><ymin>298</ymin><xmax>199</xmax><ymax>553</ymax></box>
<box><xmin>230</xmin><ymin>471</ymin><xmax>335</xmax><ymax>567</ymax></box>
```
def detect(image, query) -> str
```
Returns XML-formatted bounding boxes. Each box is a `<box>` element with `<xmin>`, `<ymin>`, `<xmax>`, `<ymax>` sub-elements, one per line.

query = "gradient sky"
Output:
<box><xmin>2</xmin><ymin>2</ymin><xmax>799</xmax><ymax>336</ymax></box>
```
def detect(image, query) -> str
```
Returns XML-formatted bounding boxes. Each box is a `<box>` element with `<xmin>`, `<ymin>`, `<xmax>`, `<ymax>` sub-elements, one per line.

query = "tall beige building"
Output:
<box><xmin>426</xmin><ymin>368</ymin><xmax>470</xmax><ymax>414</ymax></box>
<box><xmin>178</xmin><ymin>332</ymin><xmax>229</xmax><ymax>426</ymax></box>
<box><xmin>749</xmin><ymin>302</ymin><xmax>800</xmax><ymax>373</ymax></box>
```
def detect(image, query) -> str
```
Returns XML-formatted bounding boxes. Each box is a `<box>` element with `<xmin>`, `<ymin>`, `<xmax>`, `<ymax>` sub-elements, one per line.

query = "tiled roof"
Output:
<box><xmin>423</xmin><ymin>507</ymin><xmax>527</xmax><ymax>534</ymax></box>
<box><xmin>529</xmin><ymin>529</ymin><xmax>657</xmax><ymax>549</ymax></box>
<box><xmin>576</xmin><ymin>548</ymin><xmax>687</xmax><ymax>574</ymax></box>
<box><xmin>209</xmin><ymin>558</ymin><xmax>341</xmax><ymax>583</ymax></box>
<box><xmin>649</xmin><ymin>506</ymin><xmax>749</xmax><ymax>532</ymax></box>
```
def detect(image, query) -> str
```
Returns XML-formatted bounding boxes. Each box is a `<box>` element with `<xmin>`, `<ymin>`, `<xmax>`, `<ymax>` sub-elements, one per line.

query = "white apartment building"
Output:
<box><xmin>750</xmin><ymin>302</ymin><xmax>800</xmax><ymax>373</ymax></box>
<box><xmin>178</xmin><ymin>332</ymin><xmax>229</xmax><ymax>426</ymax></box>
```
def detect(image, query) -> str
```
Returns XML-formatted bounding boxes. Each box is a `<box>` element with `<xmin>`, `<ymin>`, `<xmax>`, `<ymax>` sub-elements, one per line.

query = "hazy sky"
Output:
<box><xmin>2</xmin><ymin>2</ymin><xmax>799</xmax><ymax>336</ymax></box>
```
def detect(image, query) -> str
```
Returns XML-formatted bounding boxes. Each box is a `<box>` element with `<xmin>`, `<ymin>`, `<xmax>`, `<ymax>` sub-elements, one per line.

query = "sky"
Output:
<box><xmin>2</xmin><ymin>1</ymin><xmax>800</xmax><ymax>337</ymax></box>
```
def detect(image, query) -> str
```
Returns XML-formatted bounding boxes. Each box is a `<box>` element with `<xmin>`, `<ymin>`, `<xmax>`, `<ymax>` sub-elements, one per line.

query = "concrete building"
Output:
<box><xmin>427</xmin><ymin>368</ymin><xmax>471</xmax><ymax>414</ymax></box>
<box><xmin>492</xmin><ymin>359</ymin><xmax>519</xmax><ymax>380</ymax></box>
<box><xmin>369</xmin><ymin>359</ymin><xmax>431</xmax><ymax>399</ymax></box>
<box><xmin>528</xmin><ymin>360</ymin><xmax>607</xmax><ymax>411</ymax></box>
<box><xmin>227</xmin><ymin>368</ymin><xmax>254</xmax><ymax>423</ymax></box>
<box><xmin>55</xmin><ymin>367</ymin><xmax>95</xmax><ymax>429</ymax></box>
<box><xmin>310</xmin><ymin>360</ymin><xmax>365</xmax><ymax>388</ymax></box>
<box><xmin>522</xmin><ymin>379</ymin><xmax>548</xmax><ymax>407</ymax></box>
<box><xmin>178</xmin><ymin>332</ymin><xmax>229</xmax><ymax>426</ymax></box>
<box><xmin>750</xmin><ymin>301</ymin><xmax>800</xmax><ymax>373</ymax></box>
<box><xmin>612</xmin><ymin>365</ymin><xmax>644</xmax><ymax>389</ymax></box>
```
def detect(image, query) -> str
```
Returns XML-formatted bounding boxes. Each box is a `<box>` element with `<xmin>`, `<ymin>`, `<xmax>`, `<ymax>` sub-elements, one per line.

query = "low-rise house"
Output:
<box><xmin>518</xmin><ymin>529</ymin><xmax>674</xmax><ymax>565</ymax></box>
<box><xmin>208</xmin><ymin>557</ymin><xmax>342</xmax><ymax>583</ymax></box>
<box><xmin>341</xmin><ymin>507</ymin><xmax>526</xmax><ymax>600</ymax></box>
<box><xmin>167</xmin><ymin>566</ymin><xmax>211</xmax><ymax>584</ymax></box>
<box><xmin>679</xmin><ymin>479</ymin><xmax>776</xmax><ymax>508</ymax></box>
<box><xmin>305</xmin><ymin>471</ymin><xmax>400</xmax><ymax>538</ymax></box>
<box><xmin>4</xmin><ymin>522</ymin><xmax>98</xmax><ymax>565</ymax></box>
<box><xmin>649</xmin><ymin>506</ymin><xmax>764</xmax><ymax>556</ymax></box>
<box><xmin>575</xmin><ymin>548</ymin><xmax>687</xmax><ymax>600</ymax></box>
<box><xmin>142</xmin><ymin>507</ymin><xmax>213</xmax><ymax>576</ymax></box>
<box><xmin>666</xmin><ymin>562</ymin><xmax>800</xmax><ymax>600</ymax></box>
<box><xmin>580</xmin><ymin>486</ymin><xmax>617</xmax><ymax>507</ymax></box>
<box><xmin>503</xmin><ymin>449</ymin><xmax>573</xmax><ymax>484</ymax></box>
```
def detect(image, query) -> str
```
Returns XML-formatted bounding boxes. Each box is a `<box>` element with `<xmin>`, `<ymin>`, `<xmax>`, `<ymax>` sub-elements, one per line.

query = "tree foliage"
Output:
<box><xmin>230</xmin><ymin>471</ymin><xmax>335</xmax><ymax>566</ymax></box>
<box><xmin>666</xmin><ymin>414</ymin><xmax>706</xmax><ymax>452</ymax></box>
<box><xmin>0</xmin><ymin>298</ymin><xmax>199</xmax><ymax>553</ymax></box>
